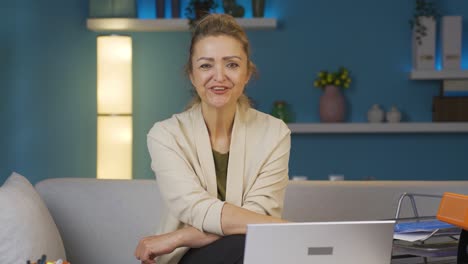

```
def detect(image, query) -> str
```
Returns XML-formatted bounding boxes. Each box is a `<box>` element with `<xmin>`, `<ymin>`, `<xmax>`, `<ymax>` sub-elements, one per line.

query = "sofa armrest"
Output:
<box><xmin>36</xmin><ymin>178</ymin><xmax>163</xmax><ymax>264</ymax></box>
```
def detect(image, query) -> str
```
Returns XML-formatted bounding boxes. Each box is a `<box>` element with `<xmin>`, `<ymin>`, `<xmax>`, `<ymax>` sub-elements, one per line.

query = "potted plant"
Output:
<box><xmin>185</xmin><ymin>0</ymin><xmax>218</xmax><ymax>28</ymax></box>
<box><xmin>222</xmin><ymin>0</ymin><xmax>245</xmax><ymax>17</ymax></box>
<box><xmin>314</xmin><ymin>67</ymin><xmax>352</xmax><ymax>90</ymax></box>
<box><xmin>410</xmin><ymin>0</ymin><xmax>439</xmax><ymax>45</ymax></box>
<box><xmin>313</xmin><ymin>67</ymin><xmax>352</xmax><ymax>123</ymax></box>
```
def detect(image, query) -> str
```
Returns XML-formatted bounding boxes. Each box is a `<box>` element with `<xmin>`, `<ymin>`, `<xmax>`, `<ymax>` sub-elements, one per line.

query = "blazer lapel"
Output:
<box><xmin>192</xmin><ymin>105</ymin><xmax>218</xmax><ymax>197</ymax></box>
<box><xmin>226</xmin><ymin>105</ymin><xmax>246</xmax><ymax>206</ymax></box>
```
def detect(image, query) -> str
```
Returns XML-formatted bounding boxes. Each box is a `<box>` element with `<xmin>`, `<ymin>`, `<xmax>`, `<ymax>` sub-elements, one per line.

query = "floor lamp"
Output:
<box><xmin>96</xmin><ymin>35</ymin><xmax>132</xmax><ymax>180</ymax></box>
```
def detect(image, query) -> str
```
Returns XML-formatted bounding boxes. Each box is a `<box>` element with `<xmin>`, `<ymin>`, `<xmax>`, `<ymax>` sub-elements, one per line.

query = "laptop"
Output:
<box><xmin>244</xmin><ymin>220</ymin><xmax>395</xmax><ymax>264</ymax></box>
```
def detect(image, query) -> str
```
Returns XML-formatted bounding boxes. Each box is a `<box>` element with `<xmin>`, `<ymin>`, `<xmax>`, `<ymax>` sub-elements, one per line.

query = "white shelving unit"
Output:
<box><xmin>410</xmin><ymin>70</ymin><xmax>468</xmax><ymax>80</ymax></box>
<box><xmin>288</xmin><ymin>122</ymin><xmax>468</xmax><ymax>134</ymax></box>
<box><xmin>87</xmin><ymin>18</ymin><xmax>277</xmax><ymax>32</ymax></box>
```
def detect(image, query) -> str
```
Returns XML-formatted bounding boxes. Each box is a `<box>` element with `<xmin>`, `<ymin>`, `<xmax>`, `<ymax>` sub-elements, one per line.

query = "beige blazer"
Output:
<box><xmin>147</xmin><ymin>103</ymin><xmax>291</xmax><ymax>264</ymax></box>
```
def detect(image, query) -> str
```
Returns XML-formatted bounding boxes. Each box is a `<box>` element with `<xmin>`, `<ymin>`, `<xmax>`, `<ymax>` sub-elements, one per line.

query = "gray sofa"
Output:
<box><xmin>35</xmin><ymin>178</ymin><xmax>468</xmax><ymax>264</ymax></box>
<box><xmin>283</xmin><ymin>180</ymin><xmax>468</xmax><ymax>222</ymax></box>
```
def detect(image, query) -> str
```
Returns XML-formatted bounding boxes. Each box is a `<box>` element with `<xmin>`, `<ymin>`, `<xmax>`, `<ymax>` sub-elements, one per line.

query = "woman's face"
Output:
<box><xmin>190</xmin><ymin>35</ymin><xmax>250</xmax><ymax>110</ymax></box>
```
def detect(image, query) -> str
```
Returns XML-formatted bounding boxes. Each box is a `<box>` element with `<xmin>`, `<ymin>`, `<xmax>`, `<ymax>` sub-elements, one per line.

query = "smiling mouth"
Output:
<box><xmin>212</xmin><ymin>87</ymin><xmax>228</xmax><ymax>91</ymax></box>
<box><xmin>209</xmin><ymin>86</ymin><xmax>230</xmax><ymax>94</ymax></box>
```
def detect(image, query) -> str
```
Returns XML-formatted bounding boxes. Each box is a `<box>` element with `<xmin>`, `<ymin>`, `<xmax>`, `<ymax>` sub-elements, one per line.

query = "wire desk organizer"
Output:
<box><xmin>391</xmin><ymin>193</ymin><xmax>463</xmax><ymax>264</ymax></box>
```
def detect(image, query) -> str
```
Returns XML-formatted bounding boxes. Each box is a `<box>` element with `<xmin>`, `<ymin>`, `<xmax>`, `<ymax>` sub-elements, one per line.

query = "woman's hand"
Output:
<box><xmin>134</xmin><ymin>226</ymin><xmax>220</xmax><ymax>263</ymax></box>
<box><xmin>134</xmin><ymin>232</ymin><xmax>180</xmax><ymax>263</ymax></box>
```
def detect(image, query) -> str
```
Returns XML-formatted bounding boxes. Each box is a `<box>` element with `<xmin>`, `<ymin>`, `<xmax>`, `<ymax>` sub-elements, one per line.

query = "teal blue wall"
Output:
<box><xmin>1</xmin><ymin>0</ymin><xmax>467</xmax><ymax>184</ymax></box>
<box><xmin>1</xmin><ymin>1</ymin><xmax>11</xmax><ymax>182</ymax></box>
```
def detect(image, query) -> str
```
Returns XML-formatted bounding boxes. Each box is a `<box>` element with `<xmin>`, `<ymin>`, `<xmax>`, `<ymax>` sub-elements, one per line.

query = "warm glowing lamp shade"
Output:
<box><xmin>97</xmin><ymin>36</ymin><xmax>132</xmax><ymax>114</ymax></box>
<box><xmin>97</xmin><ymin>35</ymin><xmax>132</xmax><ymax>179</ymax></box>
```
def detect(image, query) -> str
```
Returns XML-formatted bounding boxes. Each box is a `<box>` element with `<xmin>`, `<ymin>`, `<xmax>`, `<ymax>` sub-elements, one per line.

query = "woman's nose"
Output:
<box><xmin>213</xmin><ymin>65</ymin><xmax>226</xmax><ymax>81</ymax></box>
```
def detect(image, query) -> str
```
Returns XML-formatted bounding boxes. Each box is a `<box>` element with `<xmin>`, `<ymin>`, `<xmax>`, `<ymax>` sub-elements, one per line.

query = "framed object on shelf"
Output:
<box><xmin>441</xmin><ymin>16</ymin><xmax>462</xmax><ymax>70</ymax></box>
<box><xmin>412</xmin><ymin>16</ymin><xmax>436</xmax><ymax>70</ymax></box>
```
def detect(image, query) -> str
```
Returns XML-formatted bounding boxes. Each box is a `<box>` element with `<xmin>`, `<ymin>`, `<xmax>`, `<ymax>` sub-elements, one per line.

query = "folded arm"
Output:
<box><xmin>135</xmin><ymin>225</ymin><xmax>221</xmax><ymax>263</ymax></box>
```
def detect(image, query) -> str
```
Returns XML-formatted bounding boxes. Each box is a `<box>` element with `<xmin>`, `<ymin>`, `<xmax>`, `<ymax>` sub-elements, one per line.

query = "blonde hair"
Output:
<box><xmin>185</xmin><ymin>14</ymin><xmax>257</xmax><ymax>109</ymax></box>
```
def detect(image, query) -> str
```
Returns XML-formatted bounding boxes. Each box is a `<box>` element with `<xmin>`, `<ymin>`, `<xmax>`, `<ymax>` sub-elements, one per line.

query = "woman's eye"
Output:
<box><xmin>227</xmin><ymin>62</ymin><xmax>239</xmax><ymax>69</ymax></box>
<box><xmin>200</xmin><ymin>64</ymin><xmax>212</xmax><ymax>69</ymax></box>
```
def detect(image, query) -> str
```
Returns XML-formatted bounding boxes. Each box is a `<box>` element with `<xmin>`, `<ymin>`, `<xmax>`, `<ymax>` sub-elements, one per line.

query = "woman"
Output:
<box><xmin>135</xmin><ymin>14</ymin><xmax>291</xmax><ymax>264</ymax></box>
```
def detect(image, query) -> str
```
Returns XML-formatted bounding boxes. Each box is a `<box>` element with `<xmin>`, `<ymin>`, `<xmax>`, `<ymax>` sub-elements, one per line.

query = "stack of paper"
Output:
<box><xmin>393</xmin><ymin>220</ymin><xmax>460</xmax><ymax>242</ymax></box>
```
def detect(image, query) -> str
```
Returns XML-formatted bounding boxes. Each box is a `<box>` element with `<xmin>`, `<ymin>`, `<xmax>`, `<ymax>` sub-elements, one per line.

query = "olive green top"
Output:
<box><xmin>212</xmin><ymin>150</ymin><xmax>229</xmax><ymax>201</ymax></box>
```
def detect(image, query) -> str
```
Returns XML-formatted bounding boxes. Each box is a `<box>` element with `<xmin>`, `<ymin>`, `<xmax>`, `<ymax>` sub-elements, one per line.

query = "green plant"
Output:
<box><xmin>410</xmin><ymin>0</ymin><xmax>439</xmax><ymax>45</ymax></box>
<box><xmin>185</xmin><ymin>0</ymin><xmax>218</xmax><ymax>27</ymax></box>
<box><xmin>314</xmin><ymin>67</ymin><xmax>352</xmax><ymax>89</ymax></box>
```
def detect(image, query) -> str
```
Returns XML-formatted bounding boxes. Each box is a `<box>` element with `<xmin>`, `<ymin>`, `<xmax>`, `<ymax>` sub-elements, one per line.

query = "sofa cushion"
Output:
<box><xmin>0</xmin><ymin>172</ymin><xmax>66</xmax><ymax>264</ymax></box>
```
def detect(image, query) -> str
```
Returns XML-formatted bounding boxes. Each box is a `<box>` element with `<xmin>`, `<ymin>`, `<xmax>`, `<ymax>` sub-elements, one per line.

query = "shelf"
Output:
<box><xmin>86</xmin><ymin>18</ymin><xmax>277</xmax><ymax>32</ymax></box>
<box><xmin>410</xmin><ymin>70</ymin><xmax>468</xmax><ymax>80</ymax></box>
<box><xmin>288</xmin><ymin>122</ymin><xmax>468</xmax><ymax>134</ymax></box>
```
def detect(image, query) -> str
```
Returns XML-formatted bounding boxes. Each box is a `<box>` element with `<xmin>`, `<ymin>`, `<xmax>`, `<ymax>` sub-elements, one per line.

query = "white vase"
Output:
<box><xmin>367</xmin><ymin>104</ymin><xmax>384</xmax><ymax>123</ymax></box>
<box><xmin>386</xmin><ymin>106</ymin><xmax>402</xmax><ymax>123</ymax></box>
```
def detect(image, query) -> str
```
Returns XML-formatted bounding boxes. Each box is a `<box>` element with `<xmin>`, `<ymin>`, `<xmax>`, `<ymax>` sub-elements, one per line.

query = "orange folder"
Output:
<box><xmin>437</xmin><ymin>192</ymin><xmax>468</xmax><ymax>230</ymax></box>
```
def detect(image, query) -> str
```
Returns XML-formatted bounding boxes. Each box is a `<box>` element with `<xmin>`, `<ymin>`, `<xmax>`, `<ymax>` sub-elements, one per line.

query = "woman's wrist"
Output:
<box><xmin>173</xmin><ymin>228</ymin><xmax>189</xmax><ymax>248</ymax></box>
<box><xmin>221</xmin><ymin>203</ymin><xmax>288</xmax><ymax>235</ymax></box>
<box><xmin>175</xmin><ymin>226</ymin><xmax>220</xmax><ymax>248</ymax></box>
